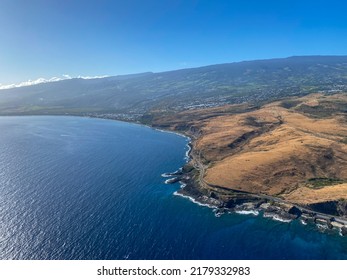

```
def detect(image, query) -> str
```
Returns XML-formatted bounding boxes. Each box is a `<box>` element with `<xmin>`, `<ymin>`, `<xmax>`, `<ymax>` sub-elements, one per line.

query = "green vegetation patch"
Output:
<box><xmin>306</xmin><ymin>177</ymin><xmax>345</xmax><ymax>189</ymax></box>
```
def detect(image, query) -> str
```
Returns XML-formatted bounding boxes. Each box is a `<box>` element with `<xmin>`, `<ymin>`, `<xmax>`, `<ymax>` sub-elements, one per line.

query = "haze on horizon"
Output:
<box><xmin>1</xmin><ymin>0</ymin><xmax>347</xmax><ymax>85</ymax></box>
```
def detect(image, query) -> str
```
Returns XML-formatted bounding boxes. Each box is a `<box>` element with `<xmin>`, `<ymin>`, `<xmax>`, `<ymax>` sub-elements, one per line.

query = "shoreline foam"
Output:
<box><xmin>235</xmin><ymin>210</ymin><xmax>259</xmax><ymax>216</ymax></box>
<box><xmin>173</xmin><ymin>191</ymin><xmax>218</xmax><ymax>209</ymax></box>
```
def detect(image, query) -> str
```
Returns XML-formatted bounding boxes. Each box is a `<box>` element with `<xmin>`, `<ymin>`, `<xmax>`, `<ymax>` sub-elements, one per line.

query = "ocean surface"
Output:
<box><xmin>0</xmin><ymin>116</ymin><xmax>347</xmax><ymax>260</ymax></box>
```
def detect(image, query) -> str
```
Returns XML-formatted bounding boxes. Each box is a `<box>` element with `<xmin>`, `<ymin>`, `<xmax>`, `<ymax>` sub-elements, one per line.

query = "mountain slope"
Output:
<box><xmin>1</xmin><ymin>56</ymin><xmax>347</xmax><ymax>117</ymax></box>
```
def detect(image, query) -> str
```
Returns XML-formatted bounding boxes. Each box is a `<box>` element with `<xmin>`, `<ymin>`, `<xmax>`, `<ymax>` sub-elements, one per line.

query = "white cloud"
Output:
<box><xmin>77</xmin><ymin>75</ymin><xmax>109</xmax><ymax>79</ymax></box>
<box><xmin>0</xmin><ymin>74</ymin><xmax>110</xmax><ymax>90</ymax></box>
<box><xmin>0</xmin><ymin>77</ymin><xmax>65</xmax><ymax>90</ymax></box>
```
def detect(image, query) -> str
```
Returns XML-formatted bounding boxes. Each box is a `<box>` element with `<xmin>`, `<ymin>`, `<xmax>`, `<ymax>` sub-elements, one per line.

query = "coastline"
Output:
<box><xmin>31</xmin><ymin>114</ymin><xmax>347</xmax><ymax>236</ymax></box>
<box><xmin>2</xmin><ymin>114</ymin><xmax>347</xmax><ymax>236</ymax></box>
<box><xmin>171</xmin><ymin>168</ymin><xmax>347</xmax><ymax>236</ymax></box>
<box><xmin>160</xmin><ymin>127</ymin><xmax>347</xmax><ymax>237</ymax></box>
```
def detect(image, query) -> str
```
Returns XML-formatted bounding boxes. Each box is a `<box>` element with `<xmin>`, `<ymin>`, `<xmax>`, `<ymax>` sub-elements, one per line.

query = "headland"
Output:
<box><xmin>152</xmin><ymin>93</ymin><xmax>347</xmax><ymax>235</ymax></box>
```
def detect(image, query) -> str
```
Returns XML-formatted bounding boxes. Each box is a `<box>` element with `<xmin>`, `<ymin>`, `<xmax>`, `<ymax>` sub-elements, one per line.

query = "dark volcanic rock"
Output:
<box><xmin>341</xmin><ymin>227</ymin><xmax>347</xmax><ymax>236</ymax></box>
<box><xmin>210</xmin><ymin>192</ymin><xmax>218</xmax><ymax>199</ymax></box>
<box><xmin>224</xmin><ymin>197</ymin><xmax>259</xmax><ymax>209</ymax></box>
<box><xmin>165</xmin><ymin>177</ymin><xmax>180</xmax><ymax>184</ymax></box>
<box><xmin>288</xmin><ymin>206</ymin><xmax>302</xmax><ymax>217</ymax></box>
<box><xmin>182</xmin><ymin>164</ymin><xmax>195</xmax><ymax>173</ymax></box>
<box><xmin>327</xmin><ymin>221</ymin><xmax>334</xmax><ymax>229</ymax></box>
<box><xmin>337</xmin><ymin>200</ymin><xmax>347</xmax><ymax>216</ymax></box>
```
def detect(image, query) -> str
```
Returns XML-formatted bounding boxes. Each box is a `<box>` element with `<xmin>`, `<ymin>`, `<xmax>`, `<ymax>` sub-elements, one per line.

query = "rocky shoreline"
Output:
<box><xmin>163</xmin><ymin>165</ymin><xmax>347</xmax><ymax>237</ymax></box>
<box><xmin>150</xmin><ymin>114</ymin><xmax>347</xmax><ymax>236</ymax></box>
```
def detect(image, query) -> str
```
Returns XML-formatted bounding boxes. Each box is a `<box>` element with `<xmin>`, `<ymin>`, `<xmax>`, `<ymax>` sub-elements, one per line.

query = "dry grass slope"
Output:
<box><xmin>153</xmin><ymin>93</ymin><xmax>347</xmax><ymax>208</ymax></box>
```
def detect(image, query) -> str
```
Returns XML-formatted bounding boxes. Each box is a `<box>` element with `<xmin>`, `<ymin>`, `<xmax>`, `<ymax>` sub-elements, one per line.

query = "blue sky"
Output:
<box><xmin>1</xmin><ymin>0</ymin><xmax>347</xmax><ymax>84</ymax></box>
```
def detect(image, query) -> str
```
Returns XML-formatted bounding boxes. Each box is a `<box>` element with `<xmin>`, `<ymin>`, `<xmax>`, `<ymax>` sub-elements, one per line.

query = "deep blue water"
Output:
<box><xmin>0</xmin><ymin>116</ymin><xmax>347</xmax><ymax>260</ymax></box>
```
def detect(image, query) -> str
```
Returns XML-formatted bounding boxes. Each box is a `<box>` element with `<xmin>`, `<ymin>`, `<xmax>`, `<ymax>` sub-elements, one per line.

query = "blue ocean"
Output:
<box><xmin>0</xmin><ymin>116</ymin><xmax>346</xmax><ymax>260</ymax></box>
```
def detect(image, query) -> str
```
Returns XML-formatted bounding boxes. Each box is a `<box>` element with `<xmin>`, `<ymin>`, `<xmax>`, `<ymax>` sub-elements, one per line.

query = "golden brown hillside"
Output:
<box><xmin>151</xmin><ymin>93</ymin><xmax>347</xmax><ymax>210</ymax></box>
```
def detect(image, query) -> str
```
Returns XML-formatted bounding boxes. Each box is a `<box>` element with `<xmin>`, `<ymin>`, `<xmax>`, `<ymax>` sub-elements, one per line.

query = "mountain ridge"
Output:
<box><xmin>1</xmin><ymin>55</ymin><xmax>347</xmax><ymax>119</ymax></box>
